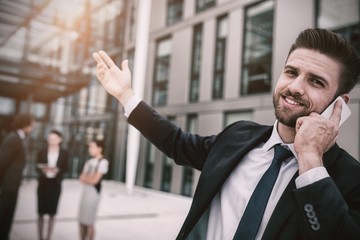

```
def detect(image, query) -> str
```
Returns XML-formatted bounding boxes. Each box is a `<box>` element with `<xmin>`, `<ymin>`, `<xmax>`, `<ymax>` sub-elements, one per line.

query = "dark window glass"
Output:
<box><xmin>144</xmin><ymin>142</ymin><xmax>156</xmax><ymax>188</ymax></box>
<box><xmin>189</xmin><ymin>24</ymin><xmax>203</xmax><ymax>102</ymax></box>
<box><xmin>181</xmin><ymin>114</ymin><xmax>197</xmax><ymax>196</ymax></box>
<box><xmin>167</xmin><ymin>0</ymin><xmax>183</xmax><ymax>25</ymax></box>
<box><xmin>153</xmin><ymin>38</ymin><xmax>171</xmax><ymax>106</ymax></box>
<box><xmin>196</xmin><ymin>0</ymin><xmax>216</xmax><ymax>13</ymax></box>
<box><xmin>213</xmin><ymin>15</ymin><xmax>228</xmax><ymax>99</ymax></box>
<box><xmin>160</xmin><ymin>116</ymin><xmax>175</xmax><ymax>192</ymax></box>
<box><xmin>241</xmin><ymin>1</ymin><xmax>274</xmax><ymax>95</ymax></box>
<box><xmin>316</xmin><ymin>0</ymin><xmax>360</xmax><ymax>53</ymax></box>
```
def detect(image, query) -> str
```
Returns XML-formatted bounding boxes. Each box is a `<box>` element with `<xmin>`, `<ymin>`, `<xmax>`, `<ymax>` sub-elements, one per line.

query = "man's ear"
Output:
<box><xmin>341</xmin><ymin>94</ymin><xmax>350</xmax><ymax>104</ymax></box>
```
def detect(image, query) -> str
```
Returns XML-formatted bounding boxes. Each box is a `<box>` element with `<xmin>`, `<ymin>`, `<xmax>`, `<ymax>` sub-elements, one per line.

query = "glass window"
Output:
<box><xmin>160</xmin><ymin>116</ymin><xmax>175</xmax><ymax>192</ymax></box>
<box><xmin>316</xmin><ymin>0</ymin><xmax>360</xmax><ymax>52</ymax></box>
<box><xmin>213</xmin><ymin>15</ymin><xmax>228</xmax><ymax>99</ymax></box>
<box><xmin>167</xmin><ymin>0</ymin><xmax>183</xmax><ymax>26</ymax></box>
<box><xmin>86</xmin><ymin>77</ymin><xmax>108</xmax><ymax>115</ymax></box>
<box><xmin>189</xmin><ymin>24</ymin><xmax>203</xmax><ymax>102</ymax></box>
<box><xmin>19</xmin><ymin>101</ymin><xmax>47</xmax><ymax>119</ymax></box>
<box><xmin>161</xmin><ymin>156</ymin><xmax>172</xmax><ymax>192</ymax></box>
<box><xmin>128</xmin><ymin>1</ymin><xmax>137</xmax><ymax>42</ymax></box>
<box><xmin>127</xmin><ymin>49</ymin><xmax>135</xmax><ymax>72</ymax></box>
<box><xmin>224</xmin><ymin>111</ymin><xmax>252</xmax><ymax>127</ymax></box>
<box><xmin>0</xmin><ymin>97</ymin><xmax>15</xmax><ymax>115</ymax></box>
<box><xmin>78</xmin><ymin>88</ymin><xmax>88</xmax><ymax>116</ymax></box>
<box><xmin>241</xmin><ymin>1</ymin><xmax>274</xmax><ymax>95</ymax></box>
<box><xmin>181</xmin><ymin>114</ymin><xmax>197</xmax><ymax>196</ymax></box>
<box><xmin>196</xmin><ymin>0</ymin><xmax>216</xmax><ymax>13</ymax></box>
<box><xmin>153</xmin><ymin>38</ymin><xmax>172</xmax><ymax>106</ymax></box>
<box><xmin>144</xmin><ymin>141</ymin><xmax>156</xmax><ymax>188</ymax></box>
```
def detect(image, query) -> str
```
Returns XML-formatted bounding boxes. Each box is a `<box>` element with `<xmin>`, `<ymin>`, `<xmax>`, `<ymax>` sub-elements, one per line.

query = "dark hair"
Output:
<box><xmin>13</xmin><ymin>113</ymin><xmax>33</xmax><ymax>130</ymax></box>
<box><xmin>49</xmin><ymin>129</ymin><xmax>62</xmax><ymax>138</ymax></box>
<box><xmin>286</xmin><ymin>28</ymin><xmax>360</xmax><ymax>95</ymax></box>
<box><xmin>91</xmin><ymin>139</ymin><xmax>105</xmax><ymax>154</ymax></box>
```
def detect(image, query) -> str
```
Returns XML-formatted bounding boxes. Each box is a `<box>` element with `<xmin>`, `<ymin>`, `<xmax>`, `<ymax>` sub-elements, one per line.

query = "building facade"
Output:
<box><xmin>121</xmin><ymin>0</ymin><xmax>360</xmax><ymax>196</ymax></box>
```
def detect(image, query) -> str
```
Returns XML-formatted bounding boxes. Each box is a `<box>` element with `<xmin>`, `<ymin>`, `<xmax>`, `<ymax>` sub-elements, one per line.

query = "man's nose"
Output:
<box><xmin>287</xmin><ymin>77</ymin><xmax>305</xmax><ymax>96</ymax></box>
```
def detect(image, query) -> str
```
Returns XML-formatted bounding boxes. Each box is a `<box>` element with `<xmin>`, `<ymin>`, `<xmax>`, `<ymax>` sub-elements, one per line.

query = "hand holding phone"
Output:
<box><xmin>321</xmin><ymin>96</ymin><xmax>351</xmax><ymax>126</ymax></box>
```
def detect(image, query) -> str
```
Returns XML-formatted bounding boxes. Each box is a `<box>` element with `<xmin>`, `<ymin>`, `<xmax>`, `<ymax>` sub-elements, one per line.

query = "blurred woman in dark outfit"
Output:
<box><xmin>36</xmin><ymin>130</ymin><xmax>68</xmax><ymax>240</ymax></box>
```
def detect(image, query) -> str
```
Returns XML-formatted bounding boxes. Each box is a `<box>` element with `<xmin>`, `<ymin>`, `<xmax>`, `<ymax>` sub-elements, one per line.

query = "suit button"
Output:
<box><xmin>304</xmin><ymin>203</ymin><xmax>313</xmax><ymax>212</ymax></box>
<box><xmin>304</xmin><ymin>203</ymin><xmax>320</xmax><ymax>231</ymax></box>
<box><xmin>311</xmin><ymin>222</ymin><xmax>321</xmax><ymax>231</ymax></box>
<box><xmin>306</xmin><ymin>211</ymin><xmax>316</xmax><ymax>218</ymax></box>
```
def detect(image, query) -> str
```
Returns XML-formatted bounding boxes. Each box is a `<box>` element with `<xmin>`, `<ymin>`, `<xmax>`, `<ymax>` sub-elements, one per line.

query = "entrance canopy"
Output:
<box><xmin>0</xmin><ymin>0</ymin><xmax>99</xmax><ymax>103</ymax></box>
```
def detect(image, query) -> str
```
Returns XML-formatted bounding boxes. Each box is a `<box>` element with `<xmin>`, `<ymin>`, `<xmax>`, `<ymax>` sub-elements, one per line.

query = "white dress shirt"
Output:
<box><xmin>123</xmin><ymin>95</ymin><xmax>330</xmax><ymax>239</ymax></box>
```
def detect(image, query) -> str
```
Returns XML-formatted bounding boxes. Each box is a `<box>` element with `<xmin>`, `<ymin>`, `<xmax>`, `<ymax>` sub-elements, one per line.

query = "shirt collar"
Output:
<box><xmin>263</xmin><ymin>121</ymin><xmax>298</xmax><ymax>160</ymax></box>
<box><xmin>17</xmin><ymin>129</ymin><xmax>26</xmax><ymax>140</ymax></box>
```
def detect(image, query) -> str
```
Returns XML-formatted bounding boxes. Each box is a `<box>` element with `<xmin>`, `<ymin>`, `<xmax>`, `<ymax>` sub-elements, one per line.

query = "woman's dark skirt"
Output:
<box><xmin>37</xmin><ymin>178</ymin><xmax>61</xmax><ymax>215</ymax></box>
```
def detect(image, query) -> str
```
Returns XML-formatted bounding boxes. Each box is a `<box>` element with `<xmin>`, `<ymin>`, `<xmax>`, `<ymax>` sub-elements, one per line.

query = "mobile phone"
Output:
<box><xmin>321</xmin><ymin>96</ymin><xmax>351</xmax><ymax>127</ymax></box>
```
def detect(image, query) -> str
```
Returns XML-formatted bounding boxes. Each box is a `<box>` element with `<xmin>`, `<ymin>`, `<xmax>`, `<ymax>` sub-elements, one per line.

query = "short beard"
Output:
<box><xmin>273</xmin><ymin>91</ymin><xmax>310</xmax><ymax>128</ymax></box>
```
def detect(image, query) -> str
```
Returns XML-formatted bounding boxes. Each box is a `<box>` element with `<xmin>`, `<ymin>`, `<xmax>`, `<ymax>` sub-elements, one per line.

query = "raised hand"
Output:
<box><xmin>92</xmin><ymin>50</ymin><xmax>134</xmax><ymax>106</ymax></box>
<box><xmin>294</xmin><ymin>100</ymin><xmax>342</xmax><ymax>174</ymax></box>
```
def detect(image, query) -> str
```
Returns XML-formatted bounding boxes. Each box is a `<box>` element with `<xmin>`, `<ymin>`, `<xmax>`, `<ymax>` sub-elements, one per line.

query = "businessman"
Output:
<box><xmin>93</xmin><ymin>28</ymin><xmax>360</xmax><ymax>239</ymax></box>
<box><xmin>0</xmin><ymin>113</ymin><xmax>34</xmax><ymax>240</ymax></box>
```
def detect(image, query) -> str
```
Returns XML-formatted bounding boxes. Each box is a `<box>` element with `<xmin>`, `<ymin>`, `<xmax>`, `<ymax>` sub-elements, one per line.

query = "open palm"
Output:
<box><xmin>92</xmin><ymin>50</ymin><xmax>132</xmax><ymax>102</ymax></box>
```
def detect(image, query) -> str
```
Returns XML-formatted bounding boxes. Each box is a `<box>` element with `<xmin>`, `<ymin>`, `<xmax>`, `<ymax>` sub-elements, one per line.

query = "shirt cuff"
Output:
<box><xmin>124</xmin><ymin>95</ymin><xmax>142</xmax><ymax>118</ymax></box>
<box><xmin>295</xmin><ymin>167</ymin><xmax>329</xmax><ymax>188</ymax></box>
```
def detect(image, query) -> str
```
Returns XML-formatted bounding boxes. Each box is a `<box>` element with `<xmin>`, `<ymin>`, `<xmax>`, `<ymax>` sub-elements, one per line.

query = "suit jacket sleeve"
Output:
<box><xmin>0</xmin><ymin>132</ymin><xmax>25</xmax><ymax>191</ymax></box>
<box><xmin>292</xmin><ymin>147</ymin><xmax>360</xmax><ymax>239</ymax></box>
<box><xmin>128</xmin><ymin>101</ymin><xmax>218</xmax><ymax>171</ymax></box>
<box><xmin>0</xmin><ymin>133</ymin><xmax>22</xmax><ymax>181</ymax></box>
<box><xmin>56</xmin><ymin>149</ymin><xmax>69</xmax><ymax>179</ymax></box>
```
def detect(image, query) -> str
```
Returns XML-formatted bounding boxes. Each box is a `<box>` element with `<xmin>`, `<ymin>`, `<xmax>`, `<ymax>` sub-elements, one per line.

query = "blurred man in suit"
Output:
<box><xmin>0</xmin><ymin>113</ymin><xmax>34</xmax><ymax>240</ymax></box>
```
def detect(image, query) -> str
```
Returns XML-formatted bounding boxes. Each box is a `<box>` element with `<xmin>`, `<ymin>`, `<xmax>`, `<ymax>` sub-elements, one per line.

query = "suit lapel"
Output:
<box><xmin>178</xmin><ymin>123</ymin><xmax>273</xmax><ymax>238</ymax></box>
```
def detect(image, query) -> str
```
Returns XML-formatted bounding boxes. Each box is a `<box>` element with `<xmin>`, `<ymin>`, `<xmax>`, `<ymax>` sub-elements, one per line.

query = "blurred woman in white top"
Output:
<box><xmin>78</xmin><ymin>139</ymin><xmax>109</xmax><ymax>240</ymax></box>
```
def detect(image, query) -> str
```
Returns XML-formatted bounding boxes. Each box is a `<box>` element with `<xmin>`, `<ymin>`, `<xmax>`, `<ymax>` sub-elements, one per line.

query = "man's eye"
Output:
<box><xmin>310</xmin><ymin>78</ymin><xmax>324</xmax><ymax>87</ymax></box>
<box><xmin>285</xmin><ymin>70</ymin><xmax>296</xmax><ymax>76</ymax></box>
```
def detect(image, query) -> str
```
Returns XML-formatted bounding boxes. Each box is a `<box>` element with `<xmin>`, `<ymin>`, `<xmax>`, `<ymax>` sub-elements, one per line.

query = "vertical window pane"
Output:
<box><xmin>167</xmin><ymin>0</ymin><xmax>183</xmax><ymax>25</ymax></box>
<box><xmin>181</xmin><ymin>114</ymin><xmax>197</xmax><ymax>196</ymax></box>
<box><xmin>316</xmin><ymin>0</ymin><xmax>360</xmax><ymax>53</ymax></box>
<box><xmin>189</xmin><ymin>24</ymin><xmax>203</xmax><ymax>102</ymax></box>
<box><xmin>87</xmin><ymin>77</ymin><xmax>108</xmax><ymax>115</ymax></box>
<box><xmin>0</xmin><ymin>97</ymin><xmax>15</xmax><ymax>115</ymax></box>
<box><xmin>127</xmin><ymin>49</ymin><xmax>135</xmax><ymax>72</ymax></box>
<box><xmin>224</xmin><ymin>111</ymin><xmax>252</xmax><ymax>127</ymax></box>
<box><xmin>153</xmin><ymin>38</ymin><xmax>172</xmax><ymax>106</ymax></box>
<box><xmin>161</xmin><ymin>115</ymin><xmax>175</xmax><ymax>192</ymax></box>
<box><xmin>161</xmin><ymin>156</ymin><xmax>172</xmax><ymax>192</ymax></box>
<box><xmin>128</xmin><ymin>1</ymin><xmax>136</xmax><ymax>42</ymax></box>
<box><xmin>241</xmin><ymin>1</ymin><xmax>274</xmax><ymax>95</ymax></box>
<box><xmin>196</xmin><ymin>0</ymin><xmax>216</xmax><ymax>13</ymax></box>
<box><xmin>213</xmin><ymin>15</ymin><xmax>228</xmax><ymax>99</ymax></box>
<box><xmin>144</xmin><ymin>141</ymin><xmax>156</xmax><ymax>188</ymax></box>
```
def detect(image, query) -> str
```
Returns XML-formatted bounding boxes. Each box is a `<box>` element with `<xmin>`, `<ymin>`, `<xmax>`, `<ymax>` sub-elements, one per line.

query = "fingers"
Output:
<box><xmin>329</xmin><ymin>99</ymin><xmax>342</xmax><ymax>126</ymax></box>
<box><xmin>121</xmin><ymin>59</ymin><xmax>128</xmax><ymax>70</ymax></box>
<box><xmin>92</xmin><ymin>52</ymin><xmax>103</xmax><ymax>64</ymax></box>
<box><xmin>99</xmin><ymin>50</ymin><xmax>115</xmax><ymax>68</ymax></box>
<box><xmin>92</xmin><ymin>50</ymin><xmax>115</xmax><ymax>68</ymax></box>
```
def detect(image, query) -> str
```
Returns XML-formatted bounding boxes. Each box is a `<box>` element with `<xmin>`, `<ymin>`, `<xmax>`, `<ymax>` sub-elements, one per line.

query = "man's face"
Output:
<box><xmin>23</xmin><ymin>120</ymin><xmax>35</xmax><ymax>134</ymax></box>
<box><xmin>273</xmin><ymin>48</ymin><xmax>341</xmax><ymax>128</ymax></box>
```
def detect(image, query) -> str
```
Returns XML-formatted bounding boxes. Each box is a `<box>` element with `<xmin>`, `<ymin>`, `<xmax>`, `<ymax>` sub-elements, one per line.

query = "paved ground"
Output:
<box><xmin>10</xmin><ymin>179</ymin><xmax>192</xmax><ymax>240</ymax></box>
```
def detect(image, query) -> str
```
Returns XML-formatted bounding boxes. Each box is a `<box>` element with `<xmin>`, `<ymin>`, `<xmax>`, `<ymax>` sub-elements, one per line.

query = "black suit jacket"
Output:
<box><xmin>36</xmin><ymin>148</ymin><xmax>69</xmax><ymax>184</ymax></box>
<box><xmin>129</xmin><ymin>101</ymin><xmax>360</xmax><ymax>240</ymax></box>
<box><xmin>0</xmin><ymin>131</ymin><xmax>26</xmax><ymax>193</ymax></box>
